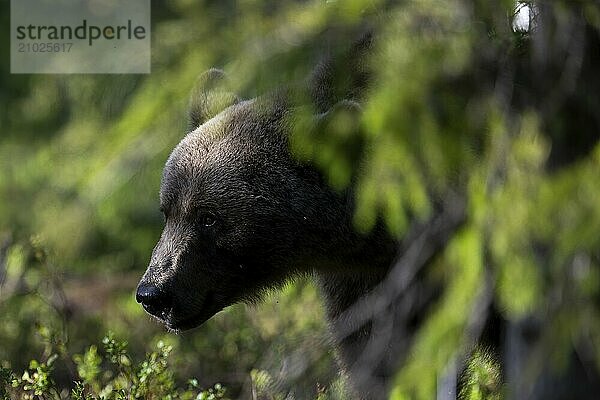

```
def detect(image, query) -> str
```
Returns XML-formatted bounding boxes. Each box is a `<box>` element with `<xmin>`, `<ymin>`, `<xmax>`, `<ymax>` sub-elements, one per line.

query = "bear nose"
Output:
<box><xmin>136</xmin><ymin>283</ymin><xmax>170</xmax><ymax>317</ymax></box>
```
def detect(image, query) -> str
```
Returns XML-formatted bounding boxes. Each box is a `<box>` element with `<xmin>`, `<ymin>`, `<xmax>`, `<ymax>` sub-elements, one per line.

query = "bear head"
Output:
<box><xmin>135</xmin><ymin>69</ymin><xmax>353</xmax><ymax>330</ymax></box>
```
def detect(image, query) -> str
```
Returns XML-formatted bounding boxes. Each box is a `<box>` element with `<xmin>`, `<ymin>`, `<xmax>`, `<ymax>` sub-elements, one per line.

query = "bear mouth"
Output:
<box><xmin>162</xmin><ymin>291</ymin><xmax>224</xmax><ymax>331</ymax></box>
<box><xmin>164</xmin><ymin>310</ymin><xmax>217</xmax><ymax>331</ymax></box>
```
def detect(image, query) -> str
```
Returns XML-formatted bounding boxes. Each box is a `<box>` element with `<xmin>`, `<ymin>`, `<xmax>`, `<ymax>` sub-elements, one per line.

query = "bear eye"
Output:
<box><xmin>200</xmin><ymin>212</ymin><xmax>217</xmax><ymax>227</ymax></box>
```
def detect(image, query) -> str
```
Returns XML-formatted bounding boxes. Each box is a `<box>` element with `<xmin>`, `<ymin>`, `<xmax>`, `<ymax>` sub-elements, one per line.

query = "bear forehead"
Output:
<box><xmin>159</xmin><ymin>102</ymin><xmax>260</xmax><ymax>208</ymax></box>
<box><xmin>169</xmin><ymin>100</ymin><xmax>257</xmax><ymax>170</ymax></box>
<box><xmin>159</xmin><ymin>147</ymin><xmax>245</xmax><ymax>214</ymax></box>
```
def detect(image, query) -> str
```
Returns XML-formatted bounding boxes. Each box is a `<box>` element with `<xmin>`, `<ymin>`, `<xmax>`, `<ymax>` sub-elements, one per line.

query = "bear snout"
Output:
<box><xmin>135</xmin><ymin>282</ymin><xmax>172</xmax><ymax>319</ymax></box>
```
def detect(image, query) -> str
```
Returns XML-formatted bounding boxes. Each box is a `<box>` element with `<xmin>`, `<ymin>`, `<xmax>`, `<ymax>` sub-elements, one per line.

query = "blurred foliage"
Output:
<box><xmin>0</xmin><ymin>332</ymin><xmax>231</xmax><ymax>399</ymax></box>
<box><xmin>1</xmin><ymin>0</ymin><xmax>600</xmax><ymax>399</ymax></box>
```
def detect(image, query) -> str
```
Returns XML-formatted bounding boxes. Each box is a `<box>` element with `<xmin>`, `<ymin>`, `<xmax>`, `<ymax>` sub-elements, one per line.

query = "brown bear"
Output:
<box><xmin>135</xmin><ymin>65</ymin><xmax>457</xmax><ymax>398</ymax></box>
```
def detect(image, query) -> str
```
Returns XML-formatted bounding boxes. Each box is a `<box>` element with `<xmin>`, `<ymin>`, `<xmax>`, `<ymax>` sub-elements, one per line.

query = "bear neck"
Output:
<box><xmin>291</xmin><ymin>186</ymin><xmax>397</xmax><ymax>277</ymax></box>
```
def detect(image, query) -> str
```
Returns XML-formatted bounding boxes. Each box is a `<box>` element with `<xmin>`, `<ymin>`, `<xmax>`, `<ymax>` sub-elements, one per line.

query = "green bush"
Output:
<box><xmin>0</xmin><ymin>332</ymin><xmax>229</xmax><ymax>400</ymax></box>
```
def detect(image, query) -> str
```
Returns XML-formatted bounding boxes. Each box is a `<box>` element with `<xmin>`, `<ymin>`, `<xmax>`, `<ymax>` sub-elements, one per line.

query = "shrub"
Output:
<box><xmin>0</xmin><ymin>332</ymin><xmax>229</xmax><ymax>400</ymax></box>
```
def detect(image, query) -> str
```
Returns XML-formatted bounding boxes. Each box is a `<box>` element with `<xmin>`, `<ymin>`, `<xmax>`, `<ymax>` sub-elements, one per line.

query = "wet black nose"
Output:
<box><xmin>136</xmin><ymin>283</ymin><xmax>170</xmax><ymax>317</ymax></box>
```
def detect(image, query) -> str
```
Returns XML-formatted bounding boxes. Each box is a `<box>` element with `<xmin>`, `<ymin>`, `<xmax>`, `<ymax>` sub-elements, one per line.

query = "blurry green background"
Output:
<box><xmin>1</xmin><ymin>0</ymin><xmax>600</xmax><ymax>399</ymax></box>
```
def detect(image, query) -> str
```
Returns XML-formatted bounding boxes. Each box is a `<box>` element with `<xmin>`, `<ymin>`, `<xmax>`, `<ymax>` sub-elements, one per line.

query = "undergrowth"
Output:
<box><xmin>0</xmin><ymin>332</ymin><xmax>228</xmax><ymax>400</ymax></box>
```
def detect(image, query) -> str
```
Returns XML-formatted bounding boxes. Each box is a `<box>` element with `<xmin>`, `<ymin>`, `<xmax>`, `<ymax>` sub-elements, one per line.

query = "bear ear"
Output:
<box><xmin>309</xmin><ymin>30</ymin><xmax>372</xmax><ymax>113</ymax></box>
<box><xmin>188</xmin><ymin>68</ymin><xmax>240</xmax><ymax>130</ymax></box>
